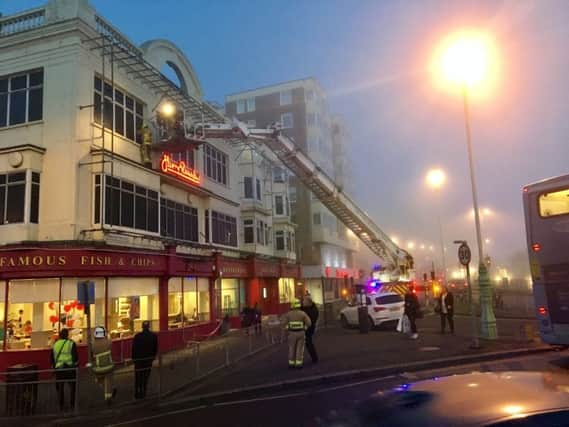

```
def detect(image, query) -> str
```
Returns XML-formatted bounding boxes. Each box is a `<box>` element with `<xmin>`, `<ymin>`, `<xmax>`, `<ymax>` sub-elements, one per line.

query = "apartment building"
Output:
<box><xmin>226</xmin><ymin>78</ymin><xmax>360</xmax><ymax>310</ymax></box>
<box><xmin>0</xmin><ymin>0</ymin><xmax>299</xmax><ymax>370</ymax></box>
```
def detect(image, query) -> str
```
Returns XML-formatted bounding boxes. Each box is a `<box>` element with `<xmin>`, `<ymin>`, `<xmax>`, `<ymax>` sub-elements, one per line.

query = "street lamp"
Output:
<box><xmin>425</xmin><ymin>168</ymin><xmax>447</xmax><ymax>286</ymax></box>
<box><xmin>435</xmin><ymin>30</ymin><xmax>498</xmax><ymax>339</ymax></box>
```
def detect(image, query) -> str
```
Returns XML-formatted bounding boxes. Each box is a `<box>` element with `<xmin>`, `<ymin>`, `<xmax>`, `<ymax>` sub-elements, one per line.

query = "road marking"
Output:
<box><xmin>419</xmin><ymin>346</ymin><xmax>441</xmax><ymax>351</ymax></box>
<box><xmin>106</xmin><ymin>375</ymin><xmax>398</xmax><ymax>426</ymax></box>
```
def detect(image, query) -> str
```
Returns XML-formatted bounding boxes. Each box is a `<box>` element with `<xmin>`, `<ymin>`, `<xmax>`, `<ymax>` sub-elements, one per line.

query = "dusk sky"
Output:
<box><xmin>3</xmin><ymin>0</ymin><xmax>569</xmax><ymax>275</ymax></box>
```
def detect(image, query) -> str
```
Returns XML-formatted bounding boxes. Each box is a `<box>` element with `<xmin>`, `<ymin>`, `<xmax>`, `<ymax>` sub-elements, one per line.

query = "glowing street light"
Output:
<box><xmin>407</xmin><ymin>241</ymin><xmax>415</xmax><ymax>250</ymax></box>
<box><xmin>433</xmin><ymin>29</ymin><xmax>498</xmax><ymax>339</ymax></box>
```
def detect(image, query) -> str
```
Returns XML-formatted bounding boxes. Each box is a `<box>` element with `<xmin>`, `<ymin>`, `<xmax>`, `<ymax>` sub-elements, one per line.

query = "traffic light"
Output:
<box><xmin>430</xmin><ymin>271</ymin><xmax>435</xmax><ymax>280</ymax></box>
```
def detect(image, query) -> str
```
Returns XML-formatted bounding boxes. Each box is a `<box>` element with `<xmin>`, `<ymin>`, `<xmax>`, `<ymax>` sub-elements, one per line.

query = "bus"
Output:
<box><xmin>523</xmin><ymin>174</ymin><xmax>569</xmax><ymax>345</ymax></box>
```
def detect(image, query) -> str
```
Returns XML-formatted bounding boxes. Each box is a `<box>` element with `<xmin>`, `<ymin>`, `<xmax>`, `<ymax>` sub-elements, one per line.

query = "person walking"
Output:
<box><xmin>91</xmin><ymin>326</ymin><xmax>116</xmax><ymax>403</ymax></box>
<box><xmin>404</xmin><ymin>286</ymin><xmax>420</xmax><ymax>339</ymax></box>
<box><xmin>282</xmin><ymin>299</ymin><xmax>311</xmax><ymax>368</ymax></box>
<box><xmin>51</xmin><ymin>328</ymin><xmax>78</xmax><ymax>411</ymax></box>
<box><xmin>132</xmin><ymin>320</ymin><xmax>158</xmax><ymax>399</ymax></box>
<box><xmin>301</xmin><ymin>295</ymin><xmax>319</xmax><ymax>364</ymax></box>
<box><xmin>439</xmin><ymin>286</ymin><xmax>455</xmax><ymax>334</ymax></box>
<box><xmin>253</xmin><ymin>302</ymin><xmax>262</xmax><ymax>335</ymax></box>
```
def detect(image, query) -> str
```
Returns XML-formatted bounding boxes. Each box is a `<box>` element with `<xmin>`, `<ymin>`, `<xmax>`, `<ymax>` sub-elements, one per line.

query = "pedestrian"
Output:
<box><xmin>439</xmin><ymin>285</ymin><xmax>455</xmax><ymax>334</ymax></box>
<box><xmin>253</xmin><ymin>302</ymin><xmax>262</xmax><ymax>335</ymax></box>
<box><xmin>132</xmin><ymin>320</ymin><xmax>158</xmax><ymax>399</ymax></box>
<box><xmin>404</xmin><ymin>285</ymin><xmax>420</xmax><ymax>339</ymax></box>
<box><xmin>90</xmin><ymin>326</ymin><xmax>116</xmax><ymax>403</ymax></box>
<box><xmin>51</xmin><ymin>328</ymin><xmax>78</xmax><ymax>411</ymax></box>
<box><xmin>282</xmin><ymin>298</ymin><xmax>312</xmax><ymax>368</ymax></box>
<box><xmin>301</xmin><ymin>295</ymin><xmax>319</xmax><ymax>364</ymax></box>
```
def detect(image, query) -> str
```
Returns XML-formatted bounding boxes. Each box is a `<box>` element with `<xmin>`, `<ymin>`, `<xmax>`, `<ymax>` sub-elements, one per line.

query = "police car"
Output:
<box><xmin>340</xmin><ymin>292</ymin><xmax>404</xmax><ymax>329</ymax></box>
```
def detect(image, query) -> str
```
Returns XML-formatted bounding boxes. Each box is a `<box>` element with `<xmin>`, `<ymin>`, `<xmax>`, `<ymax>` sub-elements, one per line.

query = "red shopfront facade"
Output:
<box><xmin>0</xmin><ymin>245</ymin><xmax>300</xmax><ymax>371</ymax></box>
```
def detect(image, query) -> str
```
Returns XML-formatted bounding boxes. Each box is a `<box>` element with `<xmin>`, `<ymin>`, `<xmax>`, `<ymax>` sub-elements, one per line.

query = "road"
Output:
<box><xmin>77</xmin><ymin>348</ymin><xmax>569</xmax><ymax>427</ymax></box>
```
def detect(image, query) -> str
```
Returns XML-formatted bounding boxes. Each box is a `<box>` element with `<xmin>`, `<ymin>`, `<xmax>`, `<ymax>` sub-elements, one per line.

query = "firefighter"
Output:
<box><xmin>282</xmin><ymin>298</ymin><xmax>312</xmax><ymax>369</ymax></box>
<box><xmin>91</xmin><ymin>326</ymin><xmax>116</xmax><ymax>403</ymax></box>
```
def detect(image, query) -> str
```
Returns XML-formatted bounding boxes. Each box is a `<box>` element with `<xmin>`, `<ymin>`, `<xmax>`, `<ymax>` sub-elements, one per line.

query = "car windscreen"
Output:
<box><xmin>376</xmin><ymin>295</ymin><xmax>403</xmax><ymax>305</ymax></box>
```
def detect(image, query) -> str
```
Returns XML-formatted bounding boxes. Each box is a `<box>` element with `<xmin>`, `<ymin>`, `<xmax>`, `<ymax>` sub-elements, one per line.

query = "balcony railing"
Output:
<box><xmin>94</xmin><ymin>15</ymin><xmax>142</xmax><ymax>58</ymax></box>
<box><xmin>0</xmin><ymin>8</ymin><xmax>45</xmax><ymax>38</ymax></box>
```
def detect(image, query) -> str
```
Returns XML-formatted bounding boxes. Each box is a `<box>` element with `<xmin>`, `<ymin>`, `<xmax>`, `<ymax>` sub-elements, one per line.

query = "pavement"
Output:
<box><xmin>3</xmin><ymin>314</ymin><xmax>549</xmax><ymax>426</ymax></box>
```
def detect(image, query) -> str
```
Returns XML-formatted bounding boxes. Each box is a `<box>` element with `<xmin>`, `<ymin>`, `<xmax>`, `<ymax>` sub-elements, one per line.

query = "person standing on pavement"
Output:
<box><xmin>253</xmin><ymin>302</ymin><xmax>262</xmax><ymax>335</ymax></box>
<box><xmin>51</xmin><ymin>328</ymin><xmax>78</xmax><ymax>411</ymax></box>
<box><xmin>91</xmin><ymin>326</ymin><xmax>116</xmax><ymax>403</ymax></box>
<box><xmin>301</xmin><ymin>295</ymin><xmax>319</xmax><ymax>364</ymax></box>
<box><xmin>282</xmin><ymin>298</ymin><xmax>312</xmax><ymax>368</ymax></box>
<box><xmin>132</xmin><ymin>320</ymin><xmax>158</xmax><ymax>399</ymax></box>
<box><xmin>404</xmin><ymin>286</ymin><xmax>420</xmax><ymax>339</ymax></box>
<box><xmin>439</xmin><ymin>286</ymin><xmax>455</xmax><ymax>334</ymax></box>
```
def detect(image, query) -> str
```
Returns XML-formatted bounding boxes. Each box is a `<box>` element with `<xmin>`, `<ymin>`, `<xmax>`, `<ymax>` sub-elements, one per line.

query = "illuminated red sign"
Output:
<box><xmin>160</xmin><ymin>153</ymin><xmax>200</xmax><ymax>185</ymax></box>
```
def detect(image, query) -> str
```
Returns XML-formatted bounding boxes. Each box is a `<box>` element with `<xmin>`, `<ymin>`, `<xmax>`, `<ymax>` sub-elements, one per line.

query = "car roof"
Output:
<box><xmin>355</xmin><ymin>371</ymin><xmax>569</xmax><ymax>426</ymax></box>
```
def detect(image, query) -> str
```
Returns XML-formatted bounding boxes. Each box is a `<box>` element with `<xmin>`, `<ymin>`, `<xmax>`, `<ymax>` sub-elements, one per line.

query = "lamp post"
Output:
<box><xmin>426</xmin><ymin>168</ymin><xmax>447</xmax><ymax>286</ymax></box>
<box><xmin>435</xmin><ymin>31</ymin><xmax>498</xmax><ymax>339</ymax></box>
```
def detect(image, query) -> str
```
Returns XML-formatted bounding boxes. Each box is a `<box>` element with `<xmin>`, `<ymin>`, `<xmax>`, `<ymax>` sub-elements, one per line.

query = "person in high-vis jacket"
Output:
<box><xmin>282</xmin><ymin>299</ymin><xmax>312</xmax><ymax>368</ymax></box>
<box><xmin>91</xmin><ymin>326</ymin><xmax>116</xmax><ymax>403</ymax></box>
<box><xmin>50</xmin><ymin>328</ymin><xmax>78</xmax><ymax>411</ymax></box>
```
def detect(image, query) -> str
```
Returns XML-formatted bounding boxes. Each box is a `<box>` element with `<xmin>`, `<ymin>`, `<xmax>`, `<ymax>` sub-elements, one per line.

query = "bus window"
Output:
<box><xmin>539</xmin><ymin>188</ymin><xmax>569</xmax><ymax>218</ymax></box>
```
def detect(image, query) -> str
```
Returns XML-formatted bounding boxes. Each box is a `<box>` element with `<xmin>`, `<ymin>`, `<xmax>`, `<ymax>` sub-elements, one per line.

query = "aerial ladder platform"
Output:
<box><xmin>181</xmin><ymin>121</ymin><xmax>414</xmax><ymax>281</ymax></box>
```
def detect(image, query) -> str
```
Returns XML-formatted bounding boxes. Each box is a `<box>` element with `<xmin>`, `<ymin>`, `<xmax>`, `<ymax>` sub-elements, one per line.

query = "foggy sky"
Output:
<box><xmin>3</xmin><ymin>0</ymin><xmax>568</xmax><ymax>275</ymax></box>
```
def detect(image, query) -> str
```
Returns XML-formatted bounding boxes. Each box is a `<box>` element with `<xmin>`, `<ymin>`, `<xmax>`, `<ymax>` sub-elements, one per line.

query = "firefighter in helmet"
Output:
<box><xmin>282</xmin><ymin>298</ymin><xmax>312</xmax><ymax>368</ymax></box>
<box><xmin>91</xmin><ymin>326</ymin><xmax>116</xmax><ymax>402</ymax></box>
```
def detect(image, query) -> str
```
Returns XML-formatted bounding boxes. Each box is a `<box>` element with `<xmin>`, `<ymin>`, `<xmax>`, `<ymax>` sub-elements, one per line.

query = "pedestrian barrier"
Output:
<box><xmin>0</xmin><ymin>323</ymin><xmax>282</xmax><ymax>419</ymax></box>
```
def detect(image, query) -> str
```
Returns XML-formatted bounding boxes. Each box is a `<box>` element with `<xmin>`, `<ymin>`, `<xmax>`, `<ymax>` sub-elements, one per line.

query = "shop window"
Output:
<box><xmin>94</xmin><ymin>75</ymin><xmax>144</xmax><ymax>144</ymax></box>
<box><xmin>0</xmin><ymin>69</ymin><xmax>43</xmax><ymax>128</ymax></box>
<box><xmin>61</xmin><ymin>278</ymin><xmax>105</xmax><ymax>339</ymax></box>
<box><xmin>278</xmin><ymin>278</ymin><xmax>295</xmax><ymax>304</ymax></box>
<box><xmin>6</xmin><ymin>279</ymin><xmax>60</xmax><ymax>350</ymax></box>
<box><xmin>168</xmin><ymin>277</ymin><xmax>210</xmax><ymax>329</ymax></box>
<box><xmin>107</xmin><ymin>278</ymin><xmax>159</xmax><ymax>339</ymax></box>
<box><xmin>220</xmin><ymin>279</ymin><xmax>241</xmax><ymax>317</ymax></box>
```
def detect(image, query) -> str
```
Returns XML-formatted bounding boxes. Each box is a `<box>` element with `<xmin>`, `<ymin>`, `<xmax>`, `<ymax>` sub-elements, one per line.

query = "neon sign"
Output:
<box><xmin>160</xmin><ymin>153</ymin><xmax>200</xmax><ymax>185</ymax></box>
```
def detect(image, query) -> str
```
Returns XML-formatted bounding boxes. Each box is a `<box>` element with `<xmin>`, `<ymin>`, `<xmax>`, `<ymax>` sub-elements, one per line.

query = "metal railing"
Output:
<box><xmin>0</xmin><ymin>8</ymin><xmax>45</xmax><ymax>38</ymax></box>
<box><xmin>0</xmin><ymin>324</ymin><xmax>283</xmax><ymax>419</ymax></box>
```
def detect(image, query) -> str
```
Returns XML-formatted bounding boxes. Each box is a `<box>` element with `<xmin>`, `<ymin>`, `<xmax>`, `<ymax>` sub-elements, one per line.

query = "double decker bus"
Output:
<box><xmin>523</xmin><ymin>174</ymin><xmax>569</xmax><ymax>345</ymax></box>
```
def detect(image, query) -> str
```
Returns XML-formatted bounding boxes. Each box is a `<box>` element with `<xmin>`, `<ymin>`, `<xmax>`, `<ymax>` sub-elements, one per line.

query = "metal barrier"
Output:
<box><xmin>0</xmin><ymin>323</ymin><xmax>283</xmax><ymax>418</ymax></box>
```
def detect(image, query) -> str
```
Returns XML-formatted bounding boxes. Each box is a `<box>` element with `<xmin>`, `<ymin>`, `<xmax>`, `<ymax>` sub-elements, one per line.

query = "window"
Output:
<box><xmin>236</xmin><ymin>99</ymin><xmax>246</xmax><ymax>114</ymax></box>
<box><xmin>220</xmin><ymin>278</ymin><xmax>243</xmax><ymax>317</ymax></box>
<box><xmin>280</xmin><ymin>90</ymin><xmax>292</xmax><ymax>105</ymax></box>
<box><xmin>273</xmin><ymin>167</ymin><xmax>286</xmax><ymax>183</ymax></box>
<box><xmin>94</xmin><ymin>76</ymin><xmax>144</xmax><ymax>144</ymax></box>
<box><xmin>286</xmin><ymin>231</ymin><xmax>292</xmax><ymax>251</ymax></box>
<box><xmin>108</xmin><ymin>278</ymin><xmax>159</xmax><ymax>335</ymax></box>
<box><xmin>275</xmin><ymin>195</ymin><xmax>284</xmax><ymax>215</ymax></box>
<box><xmin>244</xmin><ymin>177</ymin><xmax>253</xmax><ymax>199</ymax></box>
<box><xmin>257</xmin><ymin>219</ymin><xmax>264</xmax><ymax>245</ymax></box>
<box><xmin>243</xmin><ymin>219</ymin><xmax>254</xmax><ymax>244</ymax></box>
<box><xmin>376</xmin><ymin>295</ymin><xmax>403</xmax><ymax>305</ymax></box>
<box><xmin>256</xmin><ymin>178</ymin><xmax>262</xmax><ymax>201</ymax></box>
<box><xmin>275</xmin><ymin>230</ymin><xmax>285</xmax><ymax>250</ymax></box>
<box><xmin>172</xmin><ymin>149</ymin><xmax>195</xmax><ymax>169</ymax></box>
<box><xmin>539</xmin><ymin>188</ymin><xmax>569</xmax><ymax>218</ymax></box>
<box><xmin>291</xmin><ymin>232</ymin><xmax>296</xmax><ymax>252</ymax></box>
<box><xmin>281</xmin><ymin>112</ymin><xmax>293</xmax><ymax>129</ymax></box>
<box><xmin>0</xmin><ymin>171</ymin><xmax>39</xmax><ymax>225</ymax></box>
<box><xmin>0</xmin><ymin>69</ymin><xmax>43</xmax><ymax>128</ymax></box>
<box><xmin>246</xmin><ymin>97</ymin><xmax>255</xmax><ymax>112</ymax></box>
<box><xmin>265</xmin><ymin>224</ymin><xmax>271</xmax><ymax>245</ymax></box>
<box><xmin>168</xmin><ymin>277</ymin><xmax>210</xmax><ymax>329</ymax></box>
<box><xmin>160</xmin><ymin>198</ymin><xmax>199</xmax><ymax>242</ymax></box>
<box><xmin>203</xmin><ymin>144</ymin><xmax>228</xmax><ymax>185</ymax></box>
<box><xmin>313</xmin><ymin>213</ymin><xmax>321</xmax><ymax>225</ymax></box>
<box><xmin>211</xmin><ymin>210</ymin><xmax>237</xmax><ymax>246</ymax></box>
<box><xmin>97</xmin><ymin>175</ymin><xmax>158</xmax><ymax>233</ymax></box>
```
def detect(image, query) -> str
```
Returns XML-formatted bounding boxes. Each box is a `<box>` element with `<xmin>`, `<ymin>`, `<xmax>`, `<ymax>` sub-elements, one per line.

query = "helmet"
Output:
<box><xmin>94</xmin><ymin>326</ymin><xmax>106</xmax><ymax>339</ymax></box>
<box><xmin>291</xmin><ymin>299</ymin><xmax>301</xmax><ymax>309</ymax></box>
